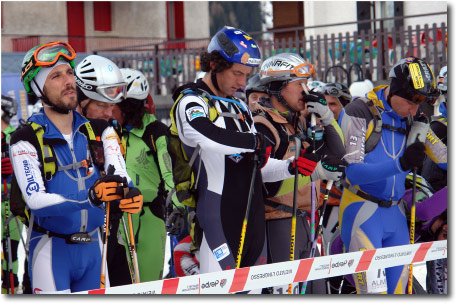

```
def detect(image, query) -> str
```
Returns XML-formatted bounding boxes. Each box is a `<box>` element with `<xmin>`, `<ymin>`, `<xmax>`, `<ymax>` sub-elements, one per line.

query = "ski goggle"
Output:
<box><xmin>399</xmin><ymin>89</ymin><xmax>438</xmax><ymax>105</ymax></box>
<box><xmin>32</xmin><ymin>41</ymin><xmax>76</xmax><ymax>67</ymax></box>
<box><xmin>96</xmin><ymin>83</ymin><xmax>127</xmax><ymax>103</ymax></box>
<box><xmin>325</xmin><ymin>86</ymin><xmax>351</xmax><ymax>99</ymax></box>
<box><xmin>263</xmin><ymin>63</ymin><xmax>316</xmax><ymax>79</ymax></box>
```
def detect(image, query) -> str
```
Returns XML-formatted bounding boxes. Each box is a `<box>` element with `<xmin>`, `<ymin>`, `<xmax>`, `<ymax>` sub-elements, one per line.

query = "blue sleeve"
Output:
<box><xmin>346</xmin><ymin>157</ymin><xmax>406</xmax><ymax>186</ymax></box>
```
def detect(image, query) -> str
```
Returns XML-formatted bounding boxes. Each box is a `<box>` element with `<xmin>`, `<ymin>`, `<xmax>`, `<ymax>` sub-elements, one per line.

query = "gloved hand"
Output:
<box><xmin>88</xmin><ymin>175</ymin><xmax>124</xmax><ymax>206</ymax></box>
<box><xmin>399</xmin><ymin>141</ymin><xmax>426</xmax><ymax>171</ymax></box>
<box><xmin>254</xmin><ymin>132</ymin><xmax>272</xmax><ymax>169</ymax></box>
<box><xmin>304</xmin><ymin>90</ymin><xmax>334</xmax><ymax>126</ymax></box>
<box><xmin>1</xmin><ymin>157</ymin><xmax>13</xmax><ymax>177</ymax></box>
<box><xmin>310</xmin><ymin>155</ymin><xmax>346</xmax><ymax>182</ymax></box>
<box><xmin>119</xmin><ymin>187</ymin><xmax>143</xmax><ymax>214</ymax></box>
<box><xmin>288</xmin><ymin>151</ymin><xmax>320</xmax><ymax>176</ymax></box>
<box><xmin>166</xmin><ymin>206</ymin><xmax>185</xmax><ymax>235</ymax></box>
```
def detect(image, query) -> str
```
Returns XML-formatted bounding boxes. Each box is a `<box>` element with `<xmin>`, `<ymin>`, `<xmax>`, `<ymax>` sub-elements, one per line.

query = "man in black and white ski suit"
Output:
<box><xmin>174</xmin><ymin>27</ymin><xmax>303</xmax><ymax>284</ymax></box>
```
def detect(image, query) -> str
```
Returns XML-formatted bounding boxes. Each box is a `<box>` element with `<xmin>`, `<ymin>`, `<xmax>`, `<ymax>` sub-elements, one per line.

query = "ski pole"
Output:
<box><xmin>13</xmin><ymin>216</ymin><xmax>28</xmax><ymax>262</ymax></box>
<box><xmin>310</xmin><ymin>113</ymin><xmax>317</xmax><ymax>244</ymax></box>
<box><xmin>301</xmin><ymin>180</ymin><xmax>333</xmax><ymax>294</ymax></box>
<box><xmin>236</xmin><ymin>154</ymin><xmax>258</xmax><ymax>269</ymax></box>
<box><xmin>302</xmin><ymin>83</ymin><xmax>317</xmax><ymax>244</ymax></box>
<box><xmin>408</xmin><ymin>167</ymin><xmax>417</xmax><ymax>294</ymax></box>
<box><xmin>168</xmin><ymin>233</ymin><xmax>178</xmax><ymax>277</ymax></box>
<box><xmin>3</xmin><ymin>178</ymin><xmax>15</xmax><ymax>294</ymax></box>
<box><xmin>120</xmin><ymin>175</ymin><xmax>141</xmax><ymax>283</ymax></box>
<box><xmin>406</xmin><ymin>115</ymin><xmax>429</xmax><ymax>294</ymax></box>
<box><xmin>287</xmin><ymin>136</ymin><xmax>302</xmax><ymax>294</ymax></box>
<box><xmin>120</xmin><ymin>215</ymin><xmax>137</xmax><ymax>283</ymax></box>
<box><xmin>100</xmin><ymin>164</ymin><xmax>116</xmax><ymax>289</ymax></box>
<box><xmin>127</xmin><ymin>212</ymin><xmax>140</xmax><ymax>282</ymax></box>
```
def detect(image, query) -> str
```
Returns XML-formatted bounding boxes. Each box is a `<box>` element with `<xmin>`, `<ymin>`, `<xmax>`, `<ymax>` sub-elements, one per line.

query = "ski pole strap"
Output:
<box><xmin>340</xmin><ymin>180</ymin><xmax>400</xmax><ymax>208</ymax></box>
<box><xmin>264</xmin><ymin>199</ymin><xmax>309</xmax><ymax>217</ymax></box>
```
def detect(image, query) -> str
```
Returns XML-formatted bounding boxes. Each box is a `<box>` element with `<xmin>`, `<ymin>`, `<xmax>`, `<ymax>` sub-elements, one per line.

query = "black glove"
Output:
<box><xmin>166</xmin><ymin>206</ymin><xmax>185</xmax><ymax>235</ymax></box>
<box><xmin>88</xmin><ymin>175</ymin><xmax>124</xmax><ymax>206</ymax></box>
<box><xmin>254</xmin><ymin>132</ymin><xmax>272</xmax><ymax>169</ymax></box>
<box><xmin>310</xmin><ymin>155</ymin><xmax>346</xmax><ymax>182</ymax></box>
<box><xmin>303</xmin><ymin>90</ymin><xmax>334</xmax><ymax>126</ymax></box>
<box><xmin>288</xmin><ymin>150</ymin><xmax>320</xmax><ymax>176</ymax></box>
<box><xmin>399</xmin><ymin>141</ymin><xmax>426</xmax><ymax>171</ymax></box>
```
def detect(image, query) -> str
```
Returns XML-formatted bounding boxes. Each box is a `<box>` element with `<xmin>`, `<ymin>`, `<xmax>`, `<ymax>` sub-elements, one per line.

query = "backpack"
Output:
<box><xmin>9</xmin><ymin>120</ymin><xmax>106</xmax><ymax>227</ymax></box>
<box><xmin>167</xmin><ymin>86</ymin><xmax>247</xmax><ymax>208</ymax></box>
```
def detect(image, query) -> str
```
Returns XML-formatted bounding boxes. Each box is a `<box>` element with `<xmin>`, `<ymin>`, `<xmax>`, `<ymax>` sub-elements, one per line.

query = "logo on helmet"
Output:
<box><xmin>409</xmin><ymin>63</ymin><xmax>424</xmax><ymax>89</ymax></box>
<box><xmin>240</xmin><ymin>41</ymin><xmax>248</xmax><ymax>49</ymax></box>
<box><xmin>241</xmin><ymin>52</ymin><xmax>251</xmax><ymax>64</ymax></box>
<box><xmin>75</xmin><ymin>76</ymin><xmax>93</xmax><ymax>91</ymax></box>
<box><xmin>21</xmin><ymin>60</ymin><xmax>34</xmax><ymax>78</ymax></box>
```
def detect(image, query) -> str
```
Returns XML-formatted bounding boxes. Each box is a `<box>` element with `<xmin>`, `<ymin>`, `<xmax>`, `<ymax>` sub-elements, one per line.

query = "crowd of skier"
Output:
<box><xmin>1</xmin><ymin>25</ymin><xmax>447</xmax><ymax>295</ymax></box>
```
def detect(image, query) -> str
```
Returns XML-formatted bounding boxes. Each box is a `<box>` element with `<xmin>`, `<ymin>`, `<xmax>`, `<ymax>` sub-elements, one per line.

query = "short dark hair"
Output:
<box><xmin>200</xmin><ymin>51</ymin><xmax>233</xmax><ymax>73</ymax></box>
<box><xmin>117</xmin><ymin>98</ymin><xmax>148</xmax><ymax>129</ymax></box>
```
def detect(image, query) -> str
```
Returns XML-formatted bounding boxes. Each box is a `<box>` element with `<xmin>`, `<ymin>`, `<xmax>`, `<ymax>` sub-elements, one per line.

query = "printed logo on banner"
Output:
<box><xmin>250</xmin><ymin>269</ymin><xmax>293</xmax><ymax>280</ymax></box>
<box><xmin>213</xmin><ymin>243</ymin><xmax>230</xmax><ymax>261</ymax></box>
<box><xmin>374</xmin><ymin>250</ymin><xmax>412</xmax><ymax>261</ymax></box>
<box><xmin>186</xmin><ymin>106</ymin><xmax>206</xmax><ymax>121</ymax></box>
<box><xmin>201</xmin><ymin>279</ymin><xmax>227</xmax><ymax>289</ymax></box>
<box><xmin>181</xmin><ymin>284</ymin><xmax>200</xmax><ymax>293</ymax></box>
<box><xmin>348</xmin><ymin>259</ymin><xmax>355</xmax><ymax>267</ymax></box>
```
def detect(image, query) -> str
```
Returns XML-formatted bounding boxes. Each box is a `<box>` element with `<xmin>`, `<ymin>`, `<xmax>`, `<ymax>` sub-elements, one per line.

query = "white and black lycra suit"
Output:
<box><xmin>174</xmin><ymin>80</ymin><xmax>293</xmax><ymax>273</ymax></box>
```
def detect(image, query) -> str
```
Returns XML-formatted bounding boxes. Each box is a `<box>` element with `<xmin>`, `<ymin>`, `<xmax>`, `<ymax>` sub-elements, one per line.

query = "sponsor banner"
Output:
<box><xmin>75</xmin><ymin>240</ymin><xmax>446</xmax><ymax>295</ymax></box>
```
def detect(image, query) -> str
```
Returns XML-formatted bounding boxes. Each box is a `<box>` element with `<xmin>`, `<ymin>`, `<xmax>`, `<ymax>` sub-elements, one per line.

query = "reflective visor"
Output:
<box><xmin>33</xmin><ymin>41</ymin><xmax>76</xmax><ymax>67</ymax></box>
<box><xmin>96</xmin><ymin>83</ymin><xmax>127</xmax><ymax>103</ymax></box>
<box><xmin>410</xmin><ymin>93</ymin><xmax>436</xmax><ymax>105</ymax></box>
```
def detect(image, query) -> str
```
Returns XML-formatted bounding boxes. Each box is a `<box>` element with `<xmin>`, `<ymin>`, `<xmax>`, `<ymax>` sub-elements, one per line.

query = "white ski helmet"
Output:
<box><xmin>349</xmin><ymin>79</ymin><xmax>374</xmax><ymax>99</ymax></box>
<box><xmin>75</xmin><ymin>55</ymin><xmax>127</xmax><ymax>103</ymax></box>
<box><xmin>259</xmin><ymin>53</ymin><xmax>315</xmax><ymax>85</ymax></box>
<box><xmin>120</xmin><ymin>68</ymin><xmax>150</xmax><ymax>100</ymax></box>
<box><xmin>437</xmin><ymin>65</ymin><xmax>447</xmax><ymax>94</ymax></box>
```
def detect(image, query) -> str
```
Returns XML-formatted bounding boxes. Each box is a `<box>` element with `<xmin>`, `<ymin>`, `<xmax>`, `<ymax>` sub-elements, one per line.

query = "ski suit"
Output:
<box><xmin>253</xmin><ymin>103</ymin><xmax>344</xmax><ymax>294</ymax></box>
<box><xmin>174</xmin><ymin>80</ymin><xmax>293</xmax><ymax>276</ymax></box>
<box><xmin>338</xmin><ymin>86</ymin><xmax>411</xmax><ymax>294</ymax></box>
<box><xmin>1</xmin><ymin>124</ymin><xmax>22</xmax><ymax>292</ymax></box>
<box><xmin>9</xmin><ymin>109</ymin><xmax>131</xmax><ymax>293</ymax></box>
<box><xmin>120</xmin><ymin>113</ymin><xmax>179</xmax><ymax>282</ymax></box>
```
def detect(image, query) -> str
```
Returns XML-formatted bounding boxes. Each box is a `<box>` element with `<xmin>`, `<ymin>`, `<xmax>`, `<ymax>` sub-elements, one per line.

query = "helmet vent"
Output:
<box><xmin>217</xmin><ymin>32</ymin><xmax>239</xmax><ymax>58</ymax></box>
<box><xmin>81</xmin><ymin>61</ymin><xmax>91</xmax><ymax>69</ymax></box>
<box><xmin>80</xmin><ymin>68</ymin><xmax>95</xmax><ymax>74</ymax></box>
<box><xmin>126</xmin><ymin>81</ymin><xmax>134</xmax><ymax>92</ymax></box>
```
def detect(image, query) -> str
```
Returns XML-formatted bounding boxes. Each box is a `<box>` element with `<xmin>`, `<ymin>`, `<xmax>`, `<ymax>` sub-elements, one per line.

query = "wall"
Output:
<box><xmin>2</xmin><ymin>1</ymin><xmax>68</xmax><ymax>35</ymax></box>
<box><xmin>184</xmin><ymin>1</ymin><xmax>210</xmax><ymax>39</ymax></box>
<box><xmin>403</xmin><ymin>1</ymin><xmax>447</xmax><ymax>28</ymax></box>
<box><xmin>304</xmin><ymin>1</ymin><xmax>358</xmax><ymax>37</ymax></box>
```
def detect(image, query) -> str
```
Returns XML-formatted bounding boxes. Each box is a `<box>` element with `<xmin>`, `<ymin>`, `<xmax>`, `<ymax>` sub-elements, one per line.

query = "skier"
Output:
<box><xmin>245</xmin><ymin>74</ymin><xmax>268</xmax><ymax>112</ymax></box>
<box><xmin>254</xmin><ymin>53</ymin><xmax>346</xmax><ymax>294</ymax></box>
<box><xmin>338</xmin><ymin>57</ymin><xmax>440</xmax><ymax>294</ymax></box>
<box><xmin>11</xmin><ymin>41</ymin><xmax>142</xmax><ymax>293</ymax></box>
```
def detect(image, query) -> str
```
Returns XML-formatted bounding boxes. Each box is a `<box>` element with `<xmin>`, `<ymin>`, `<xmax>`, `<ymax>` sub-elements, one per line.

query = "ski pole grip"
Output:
<box><xmin>326</xmin><ymin>180</ymin><xmax>334</xmax><ymax>190</ymax></box>
<box><xmin>311</xmin><ymin>113</ymin><xmax>317</xmax><ymax>128</ymax></box>
<box><xmin>407</xmin><ymin>116</ymin><xmax>430</xmax><ymax>147</ymax></box>
<box><xmin>301</xmin><ymin>82</ymin><xmax>309</xmax><ymax>95</ymax></box>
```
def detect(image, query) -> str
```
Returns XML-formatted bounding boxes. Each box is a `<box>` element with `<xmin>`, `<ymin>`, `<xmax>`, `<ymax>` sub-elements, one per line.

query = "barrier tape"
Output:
<box><xmin>74</xmin><ymin>240</ymin><xmax>447</xmax><ymax>294</ymax></box>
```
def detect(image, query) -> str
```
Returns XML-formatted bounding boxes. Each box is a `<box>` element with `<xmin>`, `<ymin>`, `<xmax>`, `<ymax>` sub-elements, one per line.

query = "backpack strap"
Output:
<box><xmin>29</xmin><ymin>122</ymin><xmax>58</xmax><ymax>181</ymax></box>
<box><xmin>253</xmin><ymin>114</ymin><xmax>281</xmax><ymax>153</ymax></box>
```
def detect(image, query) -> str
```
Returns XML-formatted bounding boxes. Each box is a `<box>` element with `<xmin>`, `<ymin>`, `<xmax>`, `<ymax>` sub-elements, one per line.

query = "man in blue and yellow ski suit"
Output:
<box><xmin>338</xmin><ymin>57</ymin><xmax>440</xmax><ymax>294</ymax></box>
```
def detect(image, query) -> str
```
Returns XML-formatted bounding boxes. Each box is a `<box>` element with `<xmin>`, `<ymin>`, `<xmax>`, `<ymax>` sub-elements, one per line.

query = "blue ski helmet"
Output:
<box><xmin>207</xmin><ymin>26</ymin><xmax>261</xmax><ymax>67</ymax></box>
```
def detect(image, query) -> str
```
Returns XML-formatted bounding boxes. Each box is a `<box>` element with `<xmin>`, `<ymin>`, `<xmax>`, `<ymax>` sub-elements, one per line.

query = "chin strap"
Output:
<box><xmin>211</xmin><ymin>70</ymin><xmax>221</xmax><ymax>93</ymax></box>
<box><xmin>33</xmin><ymin>78</ymin><xmax>71</xmax><ymax>114</ymax></box>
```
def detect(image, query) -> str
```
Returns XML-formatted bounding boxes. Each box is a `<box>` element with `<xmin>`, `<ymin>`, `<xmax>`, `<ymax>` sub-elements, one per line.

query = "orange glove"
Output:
<box><xmin>89</xmin><ymin>175</ymin><xmax>124</xmax><ymax>205</ymax></box>
<box><xmin>119</xmin><ymin>187</ymin><xmax>143</xmax><ymax>214</ymax></box>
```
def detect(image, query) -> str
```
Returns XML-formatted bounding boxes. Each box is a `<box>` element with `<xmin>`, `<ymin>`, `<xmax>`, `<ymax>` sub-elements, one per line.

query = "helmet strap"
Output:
<box><xmin>211</xmin><ymin>70</ymin><xmax>221</xmax><ymax>93</ymax></box>
<box><xmin>80</xmin><ymin>99</ymin><xmax>92</xmax><ymax>117</ymax></box>
<box><xmin>270</xmin><ymin>81</ymin><xmax>296</xmax><ymax>113</ymax></box>
<box><xmin>33</xmin><ymin>78</ymin><xmax>71</xmax><ymax>115</ymax></box>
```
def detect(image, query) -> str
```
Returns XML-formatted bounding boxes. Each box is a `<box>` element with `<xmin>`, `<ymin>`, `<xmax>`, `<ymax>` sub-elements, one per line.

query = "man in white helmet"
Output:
<box><xmin>75</xmin><ymin>55</ymin><xmax>127</xmax><ymax>121</ymax></box>
<box><xmin>74</xmin><ymin>55</ymin><xmax>135</xmax><ymax>287</ymax></box>
<box><xmin>10</xmin><ymin>42</ymin><xmax>143</xmax><ymax>293</ymax></box>
<box><xmin>253</xmin><ymin>53</ymin><xmax>346</xmax><ymax>294</ymax></box>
